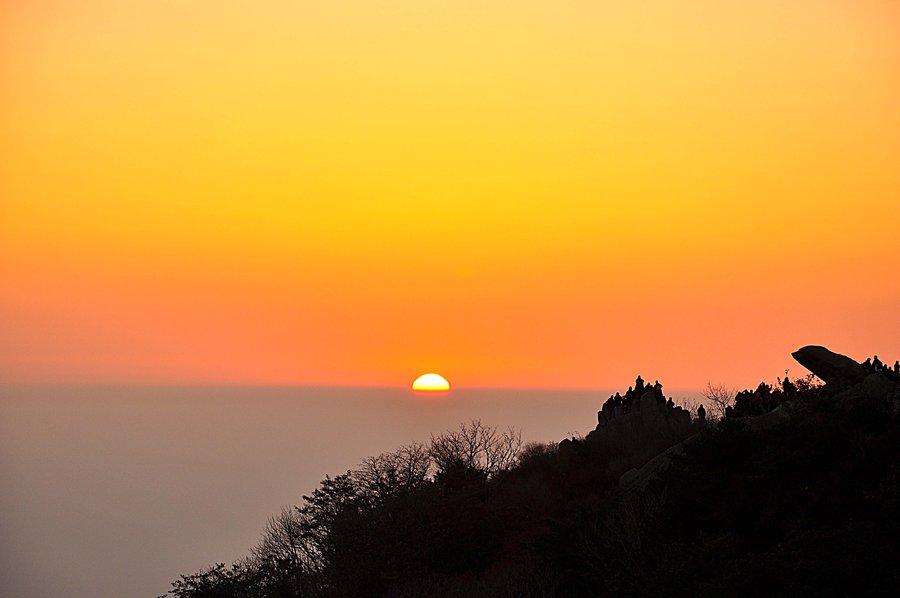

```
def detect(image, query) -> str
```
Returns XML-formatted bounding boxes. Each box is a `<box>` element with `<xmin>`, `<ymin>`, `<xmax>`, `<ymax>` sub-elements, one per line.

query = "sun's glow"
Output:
<box><xmin>412</xmin><ymin>373</ymin><xmax>450</xmax><ymax>392</ymax></box>
<box><xmin>1</xmin><ymin>1</ymin><xmax>898</xmax><ymax>387</ymax></box>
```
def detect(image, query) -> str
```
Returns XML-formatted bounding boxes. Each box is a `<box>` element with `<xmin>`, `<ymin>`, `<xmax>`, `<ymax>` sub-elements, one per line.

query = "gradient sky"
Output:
<box><xmin>2</xmin><ymin>0</ymin><xmax>898</xmax><ymax>389</ymax></box>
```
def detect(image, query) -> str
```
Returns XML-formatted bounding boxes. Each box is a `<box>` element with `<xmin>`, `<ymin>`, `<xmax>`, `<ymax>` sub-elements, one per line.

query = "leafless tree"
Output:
<box><xmin>702</xmin><ymin>382</ymin><xmax>736</xmax><ymax>420</ymax></box>
<box><xmin>251</xmin><ymin>506</ymin><xmax>324</xmax><ymax>579</ymax></box>
<box><xmin>429</xmin><ymin>420</ymin><xmax>522</xmax><ymax>479</ymax></box>
<box><xmin>355</xmin><ymin>442</ymin><xmax>432</xmax><ymax>499</ymax></box>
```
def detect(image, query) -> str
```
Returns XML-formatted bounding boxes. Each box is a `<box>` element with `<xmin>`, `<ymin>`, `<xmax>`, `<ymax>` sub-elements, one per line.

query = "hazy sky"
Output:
<box><xmin>2</xmin><ymin>0</ymin><xmax>898</xmax><ymax>388</ymax></box>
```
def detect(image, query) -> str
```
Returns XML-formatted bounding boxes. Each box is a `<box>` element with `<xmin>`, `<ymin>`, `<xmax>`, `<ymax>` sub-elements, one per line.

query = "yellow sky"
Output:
<box><xmin>2</xmin><ymin>0</ymin><xmax>899</xmax><ymax>388</ymax></box>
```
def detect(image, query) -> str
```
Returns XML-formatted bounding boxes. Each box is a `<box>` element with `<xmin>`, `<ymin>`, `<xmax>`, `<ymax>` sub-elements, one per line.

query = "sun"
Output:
<box><xmin>412</xmin><ymin>373</ymin><xmax>450</xmax><ymax>392</ymax></box>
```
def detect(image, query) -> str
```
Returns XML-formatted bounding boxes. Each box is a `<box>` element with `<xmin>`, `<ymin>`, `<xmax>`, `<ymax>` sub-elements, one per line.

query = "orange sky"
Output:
<box><xmin>2</xmin><ymin>0</ymin><xmax>898</xmax><ymax>389</ymax></box>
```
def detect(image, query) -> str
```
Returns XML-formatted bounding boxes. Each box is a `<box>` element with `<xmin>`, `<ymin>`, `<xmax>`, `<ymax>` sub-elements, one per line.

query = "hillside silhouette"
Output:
<box><xmin>165</xmin><ymin>346</ymin><xmax>900</xmax><ymax>597</ymax></box>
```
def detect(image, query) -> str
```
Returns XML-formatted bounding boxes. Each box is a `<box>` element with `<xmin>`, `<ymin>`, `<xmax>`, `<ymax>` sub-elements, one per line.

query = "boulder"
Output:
<box><xmin>792</xmin><ymin>345</ymin><xmax>866</xmax><ymax>386</ymax></box>
<box><xmin>863</xmin><ymin>373</ymin><xmax>896</xmax><ymax>402</ymax></box>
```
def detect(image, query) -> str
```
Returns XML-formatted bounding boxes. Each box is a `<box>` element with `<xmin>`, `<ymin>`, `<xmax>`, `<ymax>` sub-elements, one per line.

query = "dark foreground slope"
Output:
<box><xmin>166</xmin><ymin>347</ymin><xmax>900</xmax><ymax>597</ymax></box>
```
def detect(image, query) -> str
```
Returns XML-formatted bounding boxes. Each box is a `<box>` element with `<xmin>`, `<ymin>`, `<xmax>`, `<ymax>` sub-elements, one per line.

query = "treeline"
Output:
<box><xmin>166</xmin><ymin>368</ymin><xmax>900</xmax><ymax>597</ymax></box>
<box><xmin>167</xmin><ymin>421</ymin><xmax>543</xmax><ymax>597</ymax></box>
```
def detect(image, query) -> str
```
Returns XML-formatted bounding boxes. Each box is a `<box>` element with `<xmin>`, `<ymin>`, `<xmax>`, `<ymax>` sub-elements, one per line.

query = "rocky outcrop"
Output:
<box><xmin>618</xmin><ymin>347</ymin><xmax>899</xmax><ymax>494</ymax></box>
<box><xmin>792</xmin><ymin>345</ymin><xmax>867</xmax><ymax>386</ymax></box>
<box><xmin>792</xmin><ymin>346</ymin><xmax>899</xmax><ymax>411</ymax></box>
<box><xmin>556</xmin><ymin>377</ymin><xmax>699</xmax><ymax>479</ymax></box>
<box><xmin>831</xmin><ymin>372</ymin><xmax>899</xmax><ymax>408</ymax></box>
<box><xmin>584</xmin><ymin>379</ymin><xmax>697</xmax><ymax>476</ymax></box>
<box><xmin>592</xmin><ymin>390</ymin><xmax>692</xmax><ymax>441</ymax></box>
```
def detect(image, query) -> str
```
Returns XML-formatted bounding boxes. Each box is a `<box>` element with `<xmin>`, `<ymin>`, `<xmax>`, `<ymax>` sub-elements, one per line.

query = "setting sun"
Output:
<box><xmin>3</xmin><ymin>2</ymin><xmax>900</xmax><ymax>596</ymax></box>
<box><xmin>412</xmin><ymin>373</ymin><xmax>451</xmax><ymax>393</ymax></box>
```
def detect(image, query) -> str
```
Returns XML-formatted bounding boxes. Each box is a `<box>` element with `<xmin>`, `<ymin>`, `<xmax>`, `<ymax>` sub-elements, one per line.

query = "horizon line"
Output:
<box><xmin>0</xmin><ymin>381</ymin><xmax>709</xmax><ymax>394</ymax></box>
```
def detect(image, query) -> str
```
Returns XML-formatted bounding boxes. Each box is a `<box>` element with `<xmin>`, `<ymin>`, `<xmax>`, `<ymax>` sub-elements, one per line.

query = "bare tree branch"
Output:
<box><xmin>701</xmin><ymin>382</ymin><xmax>736</xmax><ymax>420</ymax></box>
<box><xmin>429</xmin><ymin>420</ymin><xmax>522</xmax><ymax>479</ymax></box>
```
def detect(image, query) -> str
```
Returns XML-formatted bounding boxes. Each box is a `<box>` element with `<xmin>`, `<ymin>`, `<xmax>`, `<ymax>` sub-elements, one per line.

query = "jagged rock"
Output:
<box><xmin>863</xmin><ymin>373</ymin><xmax>896</xmax><ymax>402</ymax></box>
<box><xmin>589</xmin><ymin>394</ymin><xmax>691</xmax><ymax>440</ymax></box>
<box><xmin>792</xmin><ymin>345</ymin><xmax>866</xmax><ymax>386</ymax></box>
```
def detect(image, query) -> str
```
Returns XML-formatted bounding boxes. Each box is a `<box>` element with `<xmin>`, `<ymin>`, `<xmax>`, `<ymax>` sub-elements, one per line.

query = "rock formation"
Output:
<box><xmin>793</xmin><ymin>345</ymin><xmax>899</xmax><ymax>409</ymax></box>
<box><xmin>579</xmin><ymin>377</ymin><xmax>697</xmax><ymax>476</ymax></box>
<box><xmin>592</xmin><ymin>381</ymin><xmax>693</xmax><ymax>441</ymax></box>
<box><xmin>791</xmin><ymin>345</ymin><xmax>867</xmax><ymax>386</ymax></box>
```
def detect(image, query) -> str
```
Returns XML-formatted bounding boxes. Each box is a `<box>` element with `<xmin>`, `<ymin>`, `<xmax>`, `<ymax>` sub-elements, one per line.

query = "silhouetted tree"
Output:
<box><xmin>429</xmin><ymin>420</ymin><xmax>522</xmax><ymax>482</ymax></box>
<box><xmin>354</xmin><ymin>442</ymin><xmax>431</xmax><ymax>501</ymax></box>
<box><xmin>296</xmin><ymin>473</ymin><xmax>361</xmax><ymax>560</ymax></box>
<box><xmin>702</xmin><ymin>382</ymin><xmax>736</xmax><ymax>420</ymax></box>
<box><xmin>250</xmin><ymin>507</ymin><xmax>324</xmax><ymax>595</ymax></box>
<box><xmin>168</xmin><ymin>562</ymin><xmax>256</xmax><ymax>598</ymax></box>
